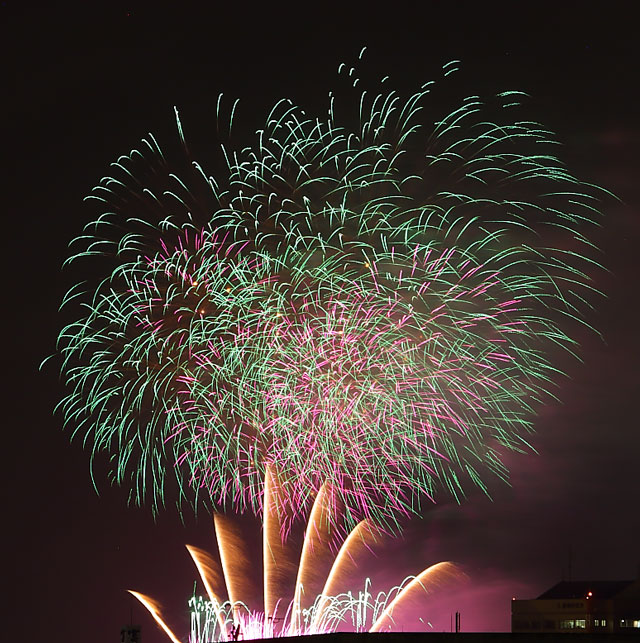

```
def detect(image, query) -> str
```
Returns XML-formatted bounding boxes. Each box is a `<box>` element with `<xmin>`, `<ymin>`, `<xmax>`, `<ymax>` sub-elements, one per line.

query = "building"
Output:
<box><xmin>121</xmin><ymin>624</ymin><xmax>141</xmax><ymax>643</ymax></box>
<box><xmin>511</xmin><ymin>579</ymin><xmax>640</xmax><ymax>633</ymax></box>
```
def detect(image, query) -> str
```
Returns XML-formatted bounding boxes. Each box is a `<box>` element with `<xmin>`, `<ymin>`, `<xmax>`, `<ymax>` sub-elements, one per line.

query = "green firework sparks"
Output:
<box><xmin>55</xmin><ymin>57</ymin><xmax>607</xmax><ymax>530</ymax></box>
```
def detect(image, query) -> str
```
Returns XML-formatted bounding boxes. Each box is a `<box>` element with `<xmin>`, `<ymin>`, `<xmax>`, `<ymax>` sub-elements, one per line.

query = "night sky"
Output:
<box><xmin>4</xmin><ymin>3</ymin><xmax>639</xmax><ymax>642</ymax></box>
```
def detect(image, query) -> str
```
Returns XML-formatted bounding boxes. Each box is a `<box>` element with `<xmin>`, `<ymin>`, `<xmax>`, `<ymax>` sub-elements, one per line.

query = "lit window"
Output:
<box><xmin>560</xmin><ymin>620</ymin><xmax>575</xmax><ymax>629</ymax></box>
<box><xmin>575</xmin><ymin>619</ymin><xmax>586</xmax><ymax>629</ymax></box>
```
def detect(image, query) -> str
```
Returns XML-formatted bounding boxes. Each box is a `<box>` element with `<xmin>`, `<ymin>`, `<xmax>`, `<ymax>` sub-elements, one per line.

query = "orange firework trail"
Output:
<box><xmin>369</xmin><ymin>562</ymin><xmax>463</xmax><ymax>632</ymax></box>
<box><xmin>186</xmin><ymin>545</ymin><xmax>228</xmax><ymax>636</ymax></box>
<box><xmin>186</xmin><ymin>545</ymin><xmax>225</xmax><ymax>606</ymax></box>
<box><xmin>214</xmin><ymin>514</ymin><xmax>254</xmax><ymax>620</ymax></box>
<box><xmin>263</xmin><ymin>465</ymin><xmax>292</xmax><ymax>621</ymax></box>
<box><xmin>311</xmin><ymin>518</ymin><xmax>380</xmax><ymax>630</ymax></box>
<box><xmin>128</xmin><ymin>591</ymin><xmax>182</xmax><ymax>643</ymax></box>
<box><xmin>293</xmin><ymin>481</ymin><xmax>333</xmax><ymax>623</ymax></box>
<box><xmin>130</xmin><ymin>481</ymin><xmax>467</xmax><ymax>642</ymax></box>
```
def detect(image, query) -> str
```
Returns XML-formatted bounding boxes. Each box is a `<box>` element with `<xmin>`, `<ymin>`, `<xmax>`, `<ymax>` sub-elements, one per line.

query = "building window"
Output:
<box><xmin>560</xmin><ymin>619</ymin><xmax>585</xmax><ymax>629</ymax></box>
<box><xmin>619</xmin><ymin>619</ymin><xmax>640</xmax><ymax>628</ymax></box>
<box><xmin>575</xmin><ymin>619</ymin><xmax>586</xmax><ymax>628</ymax></box>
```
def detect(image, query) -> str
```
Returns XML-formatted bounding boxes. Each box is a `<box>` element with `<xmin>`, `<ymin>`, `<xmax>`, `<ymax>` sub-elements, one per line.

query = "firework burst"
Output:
<box><xmin>56</xmin><ymin>54</ymin><xmax>605</xmax><ymax>530</ymax></box>
<box><xmin>130</xmin><ymin>475</ymin><xmax>467</xmax><ymax>642</ymax></box>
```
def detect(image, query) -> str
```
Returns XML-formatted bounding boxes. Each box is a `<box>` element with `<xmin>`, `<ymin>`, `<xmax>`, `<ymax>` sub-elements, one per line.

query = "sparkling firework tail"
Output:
<box><xmin>128</xmin><ymin>591</ymin><xmax>182</xmax><ymax>643</ymax></box>
<box><xmin>214</xmin><ymin>514</ymin><xmax>254</xmax><ymax>623</ymax></box>
<box><xmin>263</xmin><ymin>464</ymin><xmax>291</xmax><ymax>621</ymax></box>
<box><xmin>311</xmin><ymin>518</ymin><xmax>381</xmax><ymax>630</ymax></box>
<box><xmin>292</xmin><ymin>481</ymin><xmax>333</xmax><ymax>627</ymax></box>
<box><xmin>368</xmin><ymin>562</ymin><xmax>462</xmax><ymax>632</ymax></box>
<box><xmin>131</xmin><ymin>483</ymin><xmax>467</xmax><ymax>642</ymax></box>
<box><xmin>186</xmin><ymin>544</ymin><xmax>225</xmax><ymax>605</ymax></box>
<box><xmin>186</xmin><ymin>545</ymin><xmax>228</xmax><ymax>636</ymax></box>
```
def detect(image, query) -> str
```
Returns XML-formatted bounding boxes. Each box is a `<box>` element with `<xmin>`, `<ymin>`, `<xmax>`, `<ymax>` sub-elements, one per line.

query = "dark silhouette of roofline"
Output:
<box><xmin>537</xmin><ymin>580</ymin><xmax>637</xmax><ymax>600</ymax></box>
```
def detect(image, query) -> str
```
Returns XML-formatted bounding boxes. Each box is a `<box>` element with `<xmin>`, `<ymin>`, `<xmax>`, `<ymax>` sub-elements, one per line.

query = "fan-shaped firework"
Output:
<box><xmin>57</xmin><ymin>55</ymin><xmax>604</xmax><ymax>530</ymax></box>
<box><xmin>130</xmin><ymin>476</ymin><xmax>467</xmax><ymax>642</ymax></box>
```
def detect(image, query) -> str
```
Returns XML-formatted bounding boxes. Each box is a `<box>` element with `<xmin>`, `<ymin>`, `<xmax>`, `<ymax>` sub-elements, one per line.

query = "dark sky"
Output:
<box><xmin>3</xmin><ymin>2</ymin><xmax>639</xmax><ymax>642</ymax></box>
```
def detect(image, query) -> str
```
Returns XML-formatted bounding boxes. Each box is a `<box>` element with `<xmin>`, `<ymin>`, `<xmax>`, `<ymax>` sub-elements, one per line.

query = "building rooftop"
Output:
<box><xmin>537</xmin><ymin>580</ymin><xmax>637</xmax><ymax>600</ymax></box>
